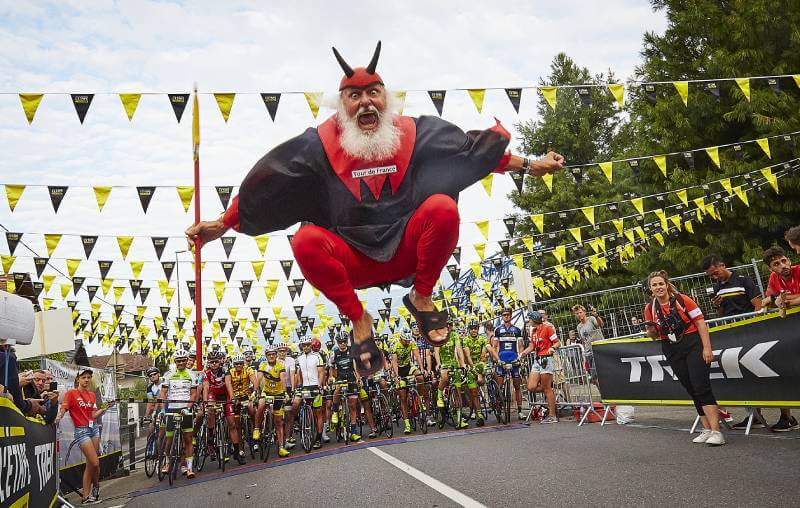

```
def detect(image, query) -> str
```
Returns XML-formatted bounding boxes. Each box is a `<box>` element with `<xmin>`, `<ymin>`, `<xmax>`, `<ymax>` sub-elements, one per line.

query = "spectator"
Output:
<box><xmin>572</xmin><ymin>304</ymin><xmax>604</xmax><ymax>381</ymax></box>
<box><xmin>0</xmin><ymin>344</ymin><xmax>44</xmax><ymax>417</ymax></box>
<box><xmin>759</xmin><ymin>246</ymin><xmax>800</xmax><ymax>432</ymax></box>
<box><xmin>55</xmin><ymin>368</ymin><xmax>113</xmax><ymax>505</ymax></box>
<box><xmin>785</xmin><ymin>225</ymin><xmax>800</xmax><ymax>254</ymax></box>
<box><xmin>700</xmin><ymin>254</ymin><xmax>762</xmax><ymax>316</ymax></box>
<box><xmin>643</xmin><ymin>270</ymin><xmax>725</xmax><ymax>446</ymax></box>
<box><xmin>22</xmin><ymin>369</ymin><xmax>59</xmax><ymax>424</ymax></box>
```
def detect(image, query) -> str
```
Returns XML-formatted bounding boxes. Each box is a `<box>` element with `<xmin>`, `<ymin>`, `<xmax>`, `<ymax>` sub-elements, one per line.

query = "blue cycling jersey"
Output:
<box><xmin>494</xmin><ymin>324</ymin><xmax>521</xmax><ymax>359</ymax></box>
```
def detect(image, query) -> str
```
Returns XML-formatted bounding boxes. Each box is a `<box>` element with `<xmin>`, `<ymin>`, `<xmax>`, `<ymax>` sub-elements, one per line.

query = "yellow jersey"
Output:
<box><xmin>230</xmin><ymin>366</ymin><xmax>254</xmax><ymax>399</ymax></box>
<box><xmin>259</xmin><ymin>361</ymin><xmax>286</xmax><ymax>395</ymax></box>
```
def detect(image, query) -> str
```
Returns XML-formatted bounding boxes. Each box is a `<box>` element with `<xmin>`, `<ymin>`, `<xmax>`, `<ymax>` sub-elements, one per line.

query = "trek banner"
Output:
<box><xmin>593</xmin><ymin>309</ymin><xmax>800</xmax><ymax>406</ymax></box>
<box><xmin>0</xmin><ymin>397</ymin><xmax>58</xmax><ymax>508</ymax></box>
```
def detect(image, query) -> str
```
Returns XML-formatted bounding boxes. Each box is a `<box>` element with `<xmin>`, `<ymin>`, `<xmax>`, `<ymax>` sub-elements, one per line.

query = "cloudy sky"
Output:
<box><xmin>0</xmin><ymin>0</ymin><xmax>667</xmax><ymax>353</ymax></box>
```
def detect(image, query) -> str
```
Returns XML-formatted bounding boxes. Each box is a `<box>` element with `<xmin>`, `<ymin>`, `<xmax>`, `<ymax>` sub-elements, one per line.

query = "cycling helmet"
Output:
<box><xmin>232</xmin><ymin>354</ymin><xmax>245</xmax><ymax>364</ymax></box>
<box><xmin>276</xmin><ymin>342</ymin><xmax>289</xmax><ymax>351</ymax></box>
<box><xmin>207</xmin><ymin>350</ymin><xmax>224</xmax><ymax>361</ymax></box>
<box><xmin>410</xmin><ymin>321</ymin><xmax>418</xmax><ymax>330</ymax></box>
<box><xmin>145</xmin><ymin>367</ymin><xmax>160</xmax><ymax>376</ymax></box>
<box><xmin>173</xmin><ymin>348</ymin><xmax>189</xmax><ymax>360</ymax></box>
<box><xmin>527</xmin><ymin>310</ymin><xmax>543</xmax><ymax>323</ymax></box>
<box><xmin>468</xmin><ymin>320</ymin><xmax>480</xmax><ymax>329</ymax></box>
<box><xmin>311</xmin><ymin>338</ymin><xmax>321</xmax><ymax>352</ymax></box>
<box><xmin>336</xmin><ymin>332</ymin><xmax>350</xmax><ymax>343</ymax></box>
<box><xmin>501</xmin><ymin>307</ymin><xmax>513</xmax><ymax>315</ymax></box>
<box><xmin>299</xmin><ymin>336</ymin><xmax>313</xmax><ymax>345</ymax></box>
<box><xmin>265</xmin><ymin>344</ymin><xmax>278</xmax><ymax>353</ymax></box>
<box><xmin>243</xmin><ymin>348</ymin><xmax>254</xmax><ymax>358</ymax></box>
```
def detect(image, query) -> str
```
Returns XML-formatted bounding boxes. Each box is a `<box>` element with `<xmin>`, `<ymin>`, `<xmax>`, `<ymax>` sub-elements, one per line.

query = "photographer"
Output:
<box><xmin>1</xmin><ymin>344</ymin><xmax>45</xmax><ymax>417</ymax></box>
<box><xmin>643</xmin><ymin>270</ymin><xmax>724</xmax><ymax>446</ymax></box>
<box><xmin>22</xmin><ymin>369</ymin><xmax>59</xmax><ymax>424</ymax></box>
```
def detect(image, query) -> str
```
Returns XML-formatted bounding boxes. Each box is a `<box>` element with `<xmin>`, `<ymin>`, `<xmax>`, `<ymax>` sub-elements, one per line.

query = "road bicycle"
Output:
<box><xmin>258</xmin><ymin>395</ymin><xmax>285</xmax><ymax>462</ymax></box>
<box><xmin>143</xmin><ymin>413</ymin><xmax>163</xmax><ymax>478</ymax></box>
<box><xmin>399</xmin><ymin>375</ymin><xmax>428</xmax><ymax>434</ymax></box>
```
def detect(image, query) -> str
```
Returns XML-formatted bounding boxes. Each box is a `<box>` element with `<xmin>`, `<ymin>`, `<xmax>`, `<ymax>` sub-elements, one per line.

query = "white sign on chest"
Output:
<box><xmin>351</xmin><ymin>165</ymin><xmax>397</xmax><ymax>179</ymax></box>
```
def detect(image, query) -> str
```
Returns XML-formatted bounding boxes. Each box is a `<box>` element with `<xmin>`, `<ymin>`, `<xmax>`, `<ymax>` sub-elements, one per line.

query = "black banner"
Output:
<box><xmin>5</xmin><ymin>232</ymin><xmax>21</xmax><ymax>255</ymax></box>
<box><xmin>48</xmin><ymin>186</ymin><xmax>68</xmax><ymax>213</ymax></box>
<box><xmin>98</xmin><ymin>260</ymin><xmax>113</xmax><ymax>280</ymax></box>
<box><xmin>168</xmin><ymin>93</ymin><xmax>190</xmax><ymax>123</ymax></box>
<box><xmin>81</xmin><ymin>235</ymin><xmax>97</xmax><ymax>259</ymax></box>
<box><xmin>221</xmin><ymin>236</ymin><xmax>235</xmax><ymax>258</ymax></box>
<box><xmin>0</xmin><ymin>397</ymin><xmax>57</xmax><ymax>508</ymax></box>
<box><xmin>215</xmin><ymin>186</ymin><xmax>233</xmax><ymax>210</ymax></box>
<box><xmin>504</xmin><ymin>88</ymin><xmax>521</xmax><ymax>113</ymax></box>
<box><xmin>137</xmin><ymin>186</ymin><xmax>156</xmax><ymax>213</ymax></box>
<box><xmin>71</xmin><ymin>93</ymin><xmax>94</xmax><ymax>124</ymax></box>
<box><xmin>427</xmin><ymin>90</ymin><xmax>446</xmax><ymax>116</ymax></box>
<box><xmin>593</xmin><ymin>311</ymin><xmax>800</xmax><ymax>406</ymax></box>
<box><xmin>151</xmin><ymin>237</ymin><xmax>167</xmax><ymax>260</ymax></box>
<box><xmin>260</xmin><ymin>93</ymin><xmax>281</xmax><ymax>121</ymax></box>
<box><xmin>161</xmin><ymin>261</ymin><xmax>175</xmax><ymax>281</ymax></box>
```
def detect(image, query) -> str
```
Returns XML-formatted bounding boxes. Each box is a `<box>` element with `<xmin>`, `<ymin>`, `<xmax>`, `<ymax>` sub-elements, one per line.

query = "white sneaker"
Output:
<box><xmin>321</xmin><ymin>432</ymin><xmax>330</xmax><ymax>443</ymax></box>
<box><xmin>705</xmin><ymin>431</ymin><xmax>726</xmax><ymax>446</ymax></box>
<box><xmin>692</xmin><ymin>429</ymin><xmax>712</xmax><ymax>443</ymax></box>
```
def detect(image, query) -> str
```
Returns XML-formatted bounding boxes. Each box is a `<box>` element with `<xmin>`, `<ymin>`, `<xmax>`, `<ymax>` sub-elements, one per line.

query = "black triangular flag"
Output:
<box><xmin>260</xmin><ymin>93</ymin><xmax>281</xmax><ymax>121</ymax></box>
<box><xmin>134</xmin><ymin>315</ymin><xmax>143</xmax><ymax>329</ymax></box>
<box><xmin>231</xmin><ymin>320</ymin><xmax>240</xmax><ymax>336</ymax></box>
<box><xmin>492</xmin><ymin>258</ymin><xmax>503</xmax><ymax>270</ymax></box>
<box><xmin>206</xmin><ymin>307</ymin><xmax>216</xmax><ymax>321</ymax></box>
<box><xmin>503</xmin><ymin>217</ymin><xmax>517</xmax><ymax>237</ymax></box>
<box><xmin>5</xmin><ymin>232</ymin><xmax>21</xmax><ymax>255</ymax></box>
<box><xmin>168</xmin><ymin>94</ymin><xmax>190</xmax><ymax>122</ymax></box>
<box><xmin>427</xmin><ymin>90</ymin><xmax>446</xmax><ymax>116</ymax></box>
<box><xmin>176</xmin><ymin>317</ymin><xmax>185</xmax><ymax>330</ymax></box>
<box><xmin>767</xmin><ymin>78</ymin><xmax>781</xmax><ymax>94</ymax></box>
<box><xmin>151</xmin><ymin>237</ymin><xmax>167</xmax><ymax>260</ymax></box>
<box><xmin>70</xmin><ymin>94</ymin><xmax>94</xmax><ymax>124</ymax></box>
<box><xmin>576</xmin><ymin>87</ymin><xmax>592</xmax><ymax>107</ymax></box>
<box><xmin>287</xmin><ymin>284</ymin><xmax>298</xmax><ymax>300</ymax></box>
<box><xmin>446</xmin><ymin>264</ymin><xmax>459</xmax><ymax>280</ymax></box>
<box><xmin>782</xmin><ymin>135</ymin><xmax>795</xmax><ymax>151</ymax></box>
<box><xmin>218</xmin><ymin>318</ymin><xmax>228</xmax><ymax>331</ymax></box>
<box><xmin>81</xmin><ymin>236</ymin><xmax>98</xmax><ymax>259</ymax></box>
<box><xmin>113</xmin><ymin>305</ymin><xmax>124</xmax><ymax>319</ymax></box>
<box><xmin>378</xmin><ymin>308</ymin><xmax>389</xmax><ymax>320</ymax></box>
<box><xmin>250</xmin><ymin>307</ymin><xmax>261</xmax><ymax>320</ymax></box>
<box><xmin>32</xmin><ymin>281</ymin><xmax>43</xmax><ymax>298</ymax></box>
<box><xmin>293</xmin><ymin>278</ymin><xmax>305</xmax><ymax>295</ymax></box>
<box><xmin>48</xmin><ymin>186</ymin><xmax>68</xmax><ymax>213</ymax></box>
<box><xmin>683</xmin><ymin>151</ymin><xmax>695</xmax><ymax>169</ymax></box>
<box><xmin>215</xmin><ymin>186</ymin><xmax>233</xmax><ymax>211</ymax></box>
<box><xmin>137</xmin><ymin>187</ymin><xmax>156</xmax><ymax>213</ymax></box>
<box><xmin>161</xmin><ymin>261</ymin><xmax>175</xmax><ymax>280</ymax></box>
<box><xmin>505</xmin><ymin>88</ymin><xmax>522</xmax><ymax>113</ymax></box>
<box><xmin>98</xmin><ymin>260</ymin><xmax>112</xmax><ymax>280</ymax></box>
<box><xmin>87</xmin><ymin>285</ymin><xmax>98</xmax><ymax>301</ymax></box>
<box><xmin>452</xmin><ymin>246</ymin><xmax>461</xmax><ymax>265</ymax></box>
<box><xmin>186</xmin><ymin>280</ymin><xmax>196</xmax><ymax>302</ymax></box>
<box><xmin>259</xmin><ymin>317</ymin><xmax>269</xmax><ymax>331</ymax></box>
<box><xmin>294</xmin><ymin>305</ymin><xmax>303</xmax><ymax>319</ymax></box>
<box><xmin>629</xmin><ymin>159</ymin><xmax>641</xmax><ymax>178</ymax></box>
<box><xmin>269</xmin><ymin>319</ymin><xmax>278</xmax><ymax>329</ymax></box>
<box><xmin>221</xmin><ymin>261</ymin><xmax>235</xmax><ymax>281</ymax></box>
<box><xmin>382</xmin><ymin>297</ymin><xmax>392</xmax><ymax>309</ymax></box>
<box><xmin>705</xmin><ymin>81</ymin><xmax>720</xmax><ymax>100</ymax></box>
<box><xmin>240</xmin><ymin>280</ymin><xmax>252</xmax><ymax>301</ymax></box>
<box><xmin>644</xmin><ymin>84</ymin><xmax>657</xmax><ymax>104</ymax></box>
<box><xmin>33</xmin><ymin>257</ymin><xmax>48</xmax><ymax>278</ymax></box>
<box><xmin>732</xmin><ymin>144</ymin><xmax>744</xmax><ymax>160</ymax></box>
<box><xmin>280</xmin><ymin>259</ymin><xmax>293</xmax><ymax>279</ymax></box>
<box><xmin>139</xmin><ymin>287</ymin><xmax>150</xmax><ymax>303</ymax></box>
<box><xmin>72</xmin><ymin>276</ymin><xmax>85</xmax><ymax>294</ymax></box>
<box><xmin>510</xmin><ymin>171</ymin><xmax>524</xmax><ymax>193</ymax></box>
<box><xmin>220</xmin><ymin>236</ymin><xmax>236</xmax><ymax>258</ymax></box>
<box><xmin>499</xmin><ymin>240</ymin><xmax>510</xmax><ymax>257</ymax></box>
<box><xmin>129</xmin><ymin>279</ymin><xmax>141</xmax><ymax>299</ymax></box>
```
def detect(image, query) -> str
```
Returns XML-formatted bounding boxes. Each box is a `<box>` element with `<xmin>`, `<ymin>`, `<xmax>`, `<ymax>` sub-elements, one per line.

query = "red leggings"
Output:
<box><xmin>291</xmin><ymin>194</ymin><xmax>459</xmax><ymax>321</ymax></box>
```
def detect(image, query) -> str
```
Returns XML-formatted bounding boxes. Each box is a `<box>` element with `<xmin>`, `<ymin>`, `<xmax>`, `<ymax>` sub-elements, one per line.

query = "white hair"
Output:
<box><xmin>335</xmin><ymin>89</ymin><xmax>401</xmax><ymax>161</ymax></box>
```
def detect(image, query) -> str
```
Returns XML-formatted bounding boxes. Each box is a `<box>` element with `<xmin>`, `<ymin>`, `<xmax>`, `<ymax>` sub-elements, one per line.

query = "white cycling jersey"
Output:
<box><xmin>296</xmin><ymin>352</ymin><xmax>323</xmax><ymax>387</ymax></box>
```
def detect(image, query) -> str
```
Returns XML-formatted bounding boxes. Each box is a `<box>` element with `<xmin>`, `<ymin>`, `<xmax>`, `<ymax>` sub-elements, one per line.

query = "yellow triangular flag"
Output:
<box><xmin>117</xmin><ymin>236</ymin><xmax>134</xmax><ymax>260</ymax></box>
<box><xmin>19</xmin><ymin>94</ymin><xmax>44</xmax><ymax>124</ymax></box>
<box><xmin>1</xmin><ymin>255</ymin><xmax>15</xmax><ymax>274</ymax></box>
<box><xmin>531</xmin><ymin>214</ymin><xmax>544</xmax><ymax>234</ymax></box>
<box><xmin>541</xmin><ymin>173</ymin><xmax>553</xmax><ymax>192</ymax></box>
<box><xmin>654</xmin><ymin>233</ymin><xmax>665</xmax><ymax>246</ymax></box>
<box><xmin>512</xmin><ymin>254</ymin><xmax>524</xmax><ymax>269</ymax></box>
<box><xmin>130</xmin><ymin>261</ymin><xmax>144</xmax><ymax>279</ymax></box>
<box><xmin>42</xmin><ymin>298</ymin><xmax>53</xmax><ymax>311</ymax></box>
<box><xmin>652</xmin><ymin>155</ymin><xmax>667</xmax><ymax>177</ymax></box>
<box><xmin>675</xmin><ymin>189</ymin><xmax>688</xmax><ymax>206</ymax></box>
<box><xmin>113</xmin><ymin>286</ymin><xmax>125</xmax><ymax>303</ymax></box>
<box><xmin>92</xmin><ymin>186</ymin><xmax>111</xmax><ymax>212</ymax></box>
<box><xmin>474</xmin><ymin>243</ymin><xmax>486</xmax><ymax>261</ymax></box>
<box><xmin>265</xmin><ymin>280</ymin><xmax>279</xmax><ymax>301</ymax></box>
<box><xmin>670</xmin><ymin>215</ymin><xmax>682</xmax><ymax>231</ymax></box>
<box><xmin>635</xmin><ymin>226</ymin><xmax>647</xmax><ymax>241</ymax></box>
<box><xmin>551</xmin><ymin>245</ymin><xmax>566</xmax><ymax>264</ymax></box>
<box><xmin>756</xmin><ymin>138</ymin><xmax>771</xmax><ymax>158</ymax></box>
<box><xmin>685</xmin><ymin>221</ymin><xmax>694</xmax><ymax>234</ymax></box>
<box><xmin>44</xmin><ymin>234</ymin><xmax>61</xmax><ymax>257</ymax></box>
<box><xmin>720</xmin><ymin>178</ymin><xmax>733</xmax><ymax>195</ymax></box>
<box><xmin>760</xmin><ymin>168</ymin><xmax>779</xmax><ymax>193</ymax></box>
<box><xmin>176</xmin><ymin>186</ymin><xmax>194</xmax><ymax>212</ymax></box>
<box><xmin>214</xmin><ymin>281</ymin><xmax>226</xmax><ymax>304</ymax></box>
<box><xmin>673</xmin><ymin>81</ymin><xmax>688</xmax><ymax>106</ymax></box>
<box><xmin>5</xmin><ymin>185</ymin><xmax>25</xmax><ymax>212</ymax></box>
<box><xmin>794</xmin><ymin>75</ymin><xmax>800</xmax><ymax>89</ymax></box>
<box><xmin>475</xmin><ymin>220</ymin><xmax>489</xmax><ymax>241</ymax></box>
<box><xmin>568</xmin><ymin>227</ymin><xmax>582</xmax><ymax>244</ymax></box>
<box><xmin>598</xmin><ymin>162</ymin><xmax>613</xmax><ymax>183</ymax></box>
<box><xmin>624</xmin><ymin>229</ymin><xmax>635</xmax><ymax>243</ymax></box>
<box><xmin>734</xmin><ymin>186</ymin><xmax>749</xmax><ymax>207</ymax></box>
<box><xmin>480</xmin><ymin>174</ymin><xmax>493</xmax><ymax>197</ymax></box>
<box><xmin>630</xmin><ymin>197</ymin><xmax>644</xmax><ymax>216</ymax></box>
<box><xmin>522</xmin><ymin>236</ymin><xmax>534</xmax><ymax>252</ymax></box>
<box><xmin>581</xmin><ymin>206</ymin><xmax>595</xmax><ymax>226</ymax></box>
<box><xmin>467</xmin><ymin>89</ymin><xmax>486</xmax><ymax>113</ymax></box>
<box><xmin>608</xmin><ymin>83</ymin><xmax>625</xmax><ymax>108</ymax></box>
<box><xmin>693</xmin><ymin>196</ymin><xmax>706</xmax><ymax>212</ymax></box>
<box><xmin>705</xmin><ymin>147</ymin><xmax>720</xmax><ymax>169</ymax></box>
<box><xmin>304</xmin><ymin>92</ymin><xmax>323</xmax><ymax>119</ymax></box>
<box><xmin>251</xmin><ymin>260</ymin><xmax>265</xmax><ymax>280</ymax></box>
<box><xmin>101</xmin><ymin>278</ymin><xmax>113</xmax><ymax>297</ymax></box>
<box><xmin>214</xmin><ymin>93</ymin><xmax>235</xmax><ymax>122</ymax></box>
<box><xmin>539</xmin><ymin>87</ymin><xmax>557</xmax><ymax>110</ymax></box>
<box><xmin>612</xmin><ymin>218</ymin><xmax>624</xmax><ymax>235</ymax></box>
<box><xmin>735</xmin><ymin>78</ymin><xmax>750</xmax><ymax>102</ymax></box>
<box><xmin>470</xmin><ymin>262</ymin><xmax>481</xmax><ymax>278</ymax></box>
<box><xmin>255</xmin><ymin>236</ymin><xmax>269</xmax><ymax>257</ymax></box>
<box><xmin>392</xmin><ymin>91</ymin><xmax>406</xmax><ymax>115</ymax></box>
<box><xmin>42</xmin><ymin>275</ymin><xmax>56</xmax><ymax>293</ymax></box>
<box><xmin>119</xmin><ymin>94</ymin><xmax>141</xmax><ymax>121</ymax></box>
<box><xmin>654</xmin><ymin>208</ymin><xmax>668</xmax><ymax>231</ymax></box>
<box><xmin>66</xmin><ymin>258</ymin><xmax>81</xmax><ymax>278</ymax></box>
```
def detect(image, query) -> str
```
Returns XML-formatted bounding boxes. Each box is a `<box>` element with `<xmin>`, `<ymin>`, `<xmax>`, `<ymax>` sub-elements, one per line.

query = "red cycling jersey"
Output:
<box><xmin>530</xmin><ymin>323</ymin><xmax>559</xmax><ymax>356</ymax></box>
<box><xmin>204</xmin><ymin>367</ymin><xmax>230</xmax><ymax>398</ymax></box>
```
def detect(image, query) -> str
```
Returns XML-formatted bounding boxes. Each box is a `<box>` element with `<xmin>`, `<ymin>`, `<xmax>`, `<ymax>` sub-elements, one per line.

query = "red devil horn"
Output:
<box><xmin>332</xmin><ymin>46</ymin><xmax>354</xmax><ymax>78</ymax></box>
<box><xmin>366</xmin><ymin>41</ymin><xmax>381</xmax><ymax>74</ymax></box>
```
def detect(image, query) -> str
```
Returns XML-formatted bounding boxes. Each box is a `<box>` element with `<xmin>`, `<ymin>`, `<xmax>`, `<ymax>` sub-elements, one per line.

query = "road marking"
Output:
<box><xmin>368</xmin><ymin>447</ymin><xmax>487</xmax><ymax>508</ymax></box>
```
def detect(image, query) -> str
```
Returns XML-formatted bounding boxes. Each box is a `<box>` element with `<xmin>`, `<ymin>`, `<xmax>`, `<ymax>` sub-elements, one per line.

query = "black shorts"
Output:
<box><xmin>165</xmin><ymin>410</ymin><xmax>193</xmax><ymax>433</ymax></box>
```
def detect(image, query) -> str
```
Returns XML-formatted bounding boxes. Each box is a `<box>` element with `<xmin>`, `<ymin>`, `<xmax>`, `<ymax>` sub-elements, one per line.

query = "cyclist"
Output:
<box><xmin>330</xmin><ymin>333</ymin><xmax>377</xmax><ymax>440</ymax></box>
<box><xmin>203</xmin><ymin>351</ymin><xmax>247</xmax><ymax>465</ymax></box>
<box><xmin>254</xmin><ymin>345</ymin><xmax>291</xmax><ymax>457</ymax></box>
<box><xmin>491</xmin><ymin>308</ymin><xmax>525</xmax><ymax>420</ymax></box>
<box><xmin>285</xmin><ymin>337</ymin><xmax>326</xmax><ymax>449</ymax></box>
<box><xmin>230</xmin><ymin>354</ymin><xmax>257</xmax><ymax>450</ymax></box>
<box><xmin>462</xmin><ymin>321</ymin><xmax>488</xmax><ymax>427</ymax></box>
<box><xmin>520</xmin><ymin>311</ymin><xmax>560</xmax><ymax>424</ymax></box>
<box><xmin>277</xmin><ymin>343</ymin><xmax>297</xmax><ymax>393</ymax></box>
<box><xmin>435</xmin><ymin>324</ymin><xmax>469</xmax><ymax>429</ymax></box>
<box><xmin>243</xmin><ymin>347</ymin><xmax>260</xmax><ymax>370</ymax></box>
<box><xmin>144</xmin><ymin>367</ymin><xmax>163</xmax><ymax>435</ymax></box>
<box><xmin>392</xmin><ymin>329</ymin><xmax>430</xmax><ymax>434</ymax></box>
<box><xmin>158</xmin><ymin>349</ymin><xmax>197</xmax><ymax>478</ymax></box>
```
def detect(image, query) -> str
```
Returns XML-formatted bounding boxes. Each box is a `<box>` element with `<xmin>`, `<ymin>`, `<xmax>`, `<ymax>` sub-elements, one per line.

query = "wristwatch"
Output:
<box><xmin>521</xmin><ymin>157</ymin><xmax>531</xmax><ymax>173</ymax></box>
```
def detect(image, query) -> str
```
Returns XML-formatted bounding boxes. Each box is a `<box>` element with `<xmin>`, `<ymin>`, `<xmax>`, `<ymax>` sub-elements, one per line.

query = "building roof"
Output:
<box><xmin>87</xmin><ymin>353</ymin><xmax>153</xmax><ymax>373</ymax></box>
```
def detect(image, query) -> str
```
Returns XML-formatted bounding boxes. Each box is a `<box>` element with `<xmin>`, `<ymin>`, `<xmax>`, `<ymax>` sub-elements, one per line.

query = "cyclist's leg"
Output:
<box><xmin>254</xmin><ymin>396</ymin><xmax>267</xmax><ymax>433</ymax></box>
<box><xmin>273</xmin><ymin>402</ymin><xmax>286</xmax><ymax>448</ymax></box>
<box><xmin>283</xmin><ymin>395</ymin><xmax>301</xmax><ymax>443</ymax></box>
<box><xmin>312</xmin><ymin>392</ymin><xmax>325</xmax><ymax>444</ymax></box>
<box><xmin>345</xmin><ymin>388</ymin><xmax>361</xmax><ymax>439</ymax></box>
<box><xmin>437</xmin><ymin>369</ymin><xmax>450</xmax><ymax>407</ymax></box>
<box><xmin>359</xmin><ymin>384</ymin><xmax>376</xmax><ymax>433</ymax></box>
<box><xmin>180</xmin><ymin>412</ymin><xmax>195</xmax><ymax>474</ymax></box>
<box><xmin>512</xmin><ymin>369</ymin><xmax>523</xmax><ymax>414</ymax></box>
<box><xmin>162</xmin><ymin>412</ymin><xmax>177</xmax><ymax>472</ymax></box>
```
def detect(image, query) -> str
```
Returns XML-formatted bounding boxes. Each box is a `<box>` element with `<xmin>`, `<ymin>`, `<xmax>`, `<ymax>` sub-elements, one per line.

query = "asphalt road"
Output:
<box><xmin>72</xmin><ymin>408</ymin><xmax>800</xmax><ymax>508</ymax></box>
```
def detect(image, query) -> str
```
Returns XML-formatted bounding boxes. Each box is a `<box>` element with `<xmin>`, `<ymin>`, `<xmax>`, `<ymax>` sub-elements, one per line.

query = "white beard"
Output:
<box><xmin>336</xmin><ymin>93</ymin><xmax>400</xmax><ymax>161</ymax></box>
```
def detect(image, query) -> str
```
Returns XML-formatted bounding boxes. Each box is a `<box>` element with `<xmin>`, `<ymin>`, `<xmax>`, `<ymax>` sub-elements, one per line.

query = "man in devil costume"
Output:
<box><xmin>186</xmin><ymin>42</ymin><xmax>564</xmax><ymax>377</ymax></box>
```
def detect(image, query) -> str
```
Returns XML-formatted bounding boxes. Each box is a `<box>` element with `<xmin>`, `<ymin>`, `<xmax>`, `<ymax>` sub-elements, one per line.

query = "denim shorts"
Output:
<box><xmin>74</xmin><ymin>425</ymin><xmax>101</xmax><ymax>445</ymax></box>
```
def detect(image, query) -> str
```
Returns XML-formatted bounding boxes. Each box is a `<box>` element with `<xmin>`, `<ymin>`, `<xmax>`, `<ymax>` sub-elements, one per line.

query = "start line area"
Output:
<box><xmin>71</xmin><ymin>407</ymin><xmax>800</xmax><ymax>508</ymax></box>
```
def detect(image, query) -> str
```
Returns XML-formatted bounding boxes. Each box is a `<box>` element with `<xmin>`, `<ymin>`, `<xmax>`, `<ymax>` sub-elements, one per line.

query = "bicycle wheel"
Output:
<box><xmin>300</xmin><ymin>407</ymin><xmax>314</xmax><ymax>453</ymax></box>
<box><xmin>503</xmin><ymin>378</ymin><xmax>512</xmax><ymax>425</ymax></box>
<box><xmin>157</xmin><ymin>438</ymin><xmax>168</xmax><ymax>482</ymax></box>
<box><xmin>168</xmin><ymin>430</ymin><xmax>180</xmax><ymax>486</ymax></box>
<box><xmin>194</xmin><ymin>423</ymin><xmax>207</xmax><ymax>472</ymax></box>
<box><xmin>378</xmin><ymin>394</ymin><xmax>393</xmax><ymax>438</ymax></box>
<box><xmin>244</xmin><ymin>413</ymin><xmax>255</xmax><ymax>459</ymax></box>
<box><xmin>448</xmin><ymin>387</ymin><xmax>462</xmax><ymax>428</ymax></box>
<box><xmin>417</xmin><ymin>393</ymin><xmax>428</xmax><ymax>435</ymax></box>
<box><xmin>144</xmin><ymin>432</ymin><xmax>157</xmax><ymax>478</ymax></box>
<box><xmin>217</xmin><ymin>417</ymin><xmax>227</xmax><ymax>472</ymax></box>
<box><xmin>488</xmin><ymin>380</ymin><xmax>504</xmax><ymax>424</ymax></box>
<box><xmin>262</xmin><ymin>412</ymin><xmax>273</xmax><ymax>463</ymax></box>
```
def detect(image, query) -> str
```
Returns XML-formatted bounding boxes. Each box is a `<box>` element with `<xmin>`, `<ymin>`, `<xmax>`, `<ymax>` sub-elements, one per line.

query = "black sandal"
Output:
<box><xmin>403</xmin><ymin>292</ymin><xmax>450</xmax><ymax>347</ymax></box>
<box><xmin>350</xmin><ymin>332</ymin><xmax>383</xmax><ymax>377</ymax></box>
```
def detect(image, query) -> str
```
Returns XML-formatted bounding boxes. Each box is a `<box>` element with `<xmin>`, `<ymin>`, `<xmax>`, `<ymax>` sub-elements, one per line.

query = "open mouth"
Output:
<box><xmin>357</xmin><ymin>111</ymin><xmax>379</xmax><ymax>129</ymax></box>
